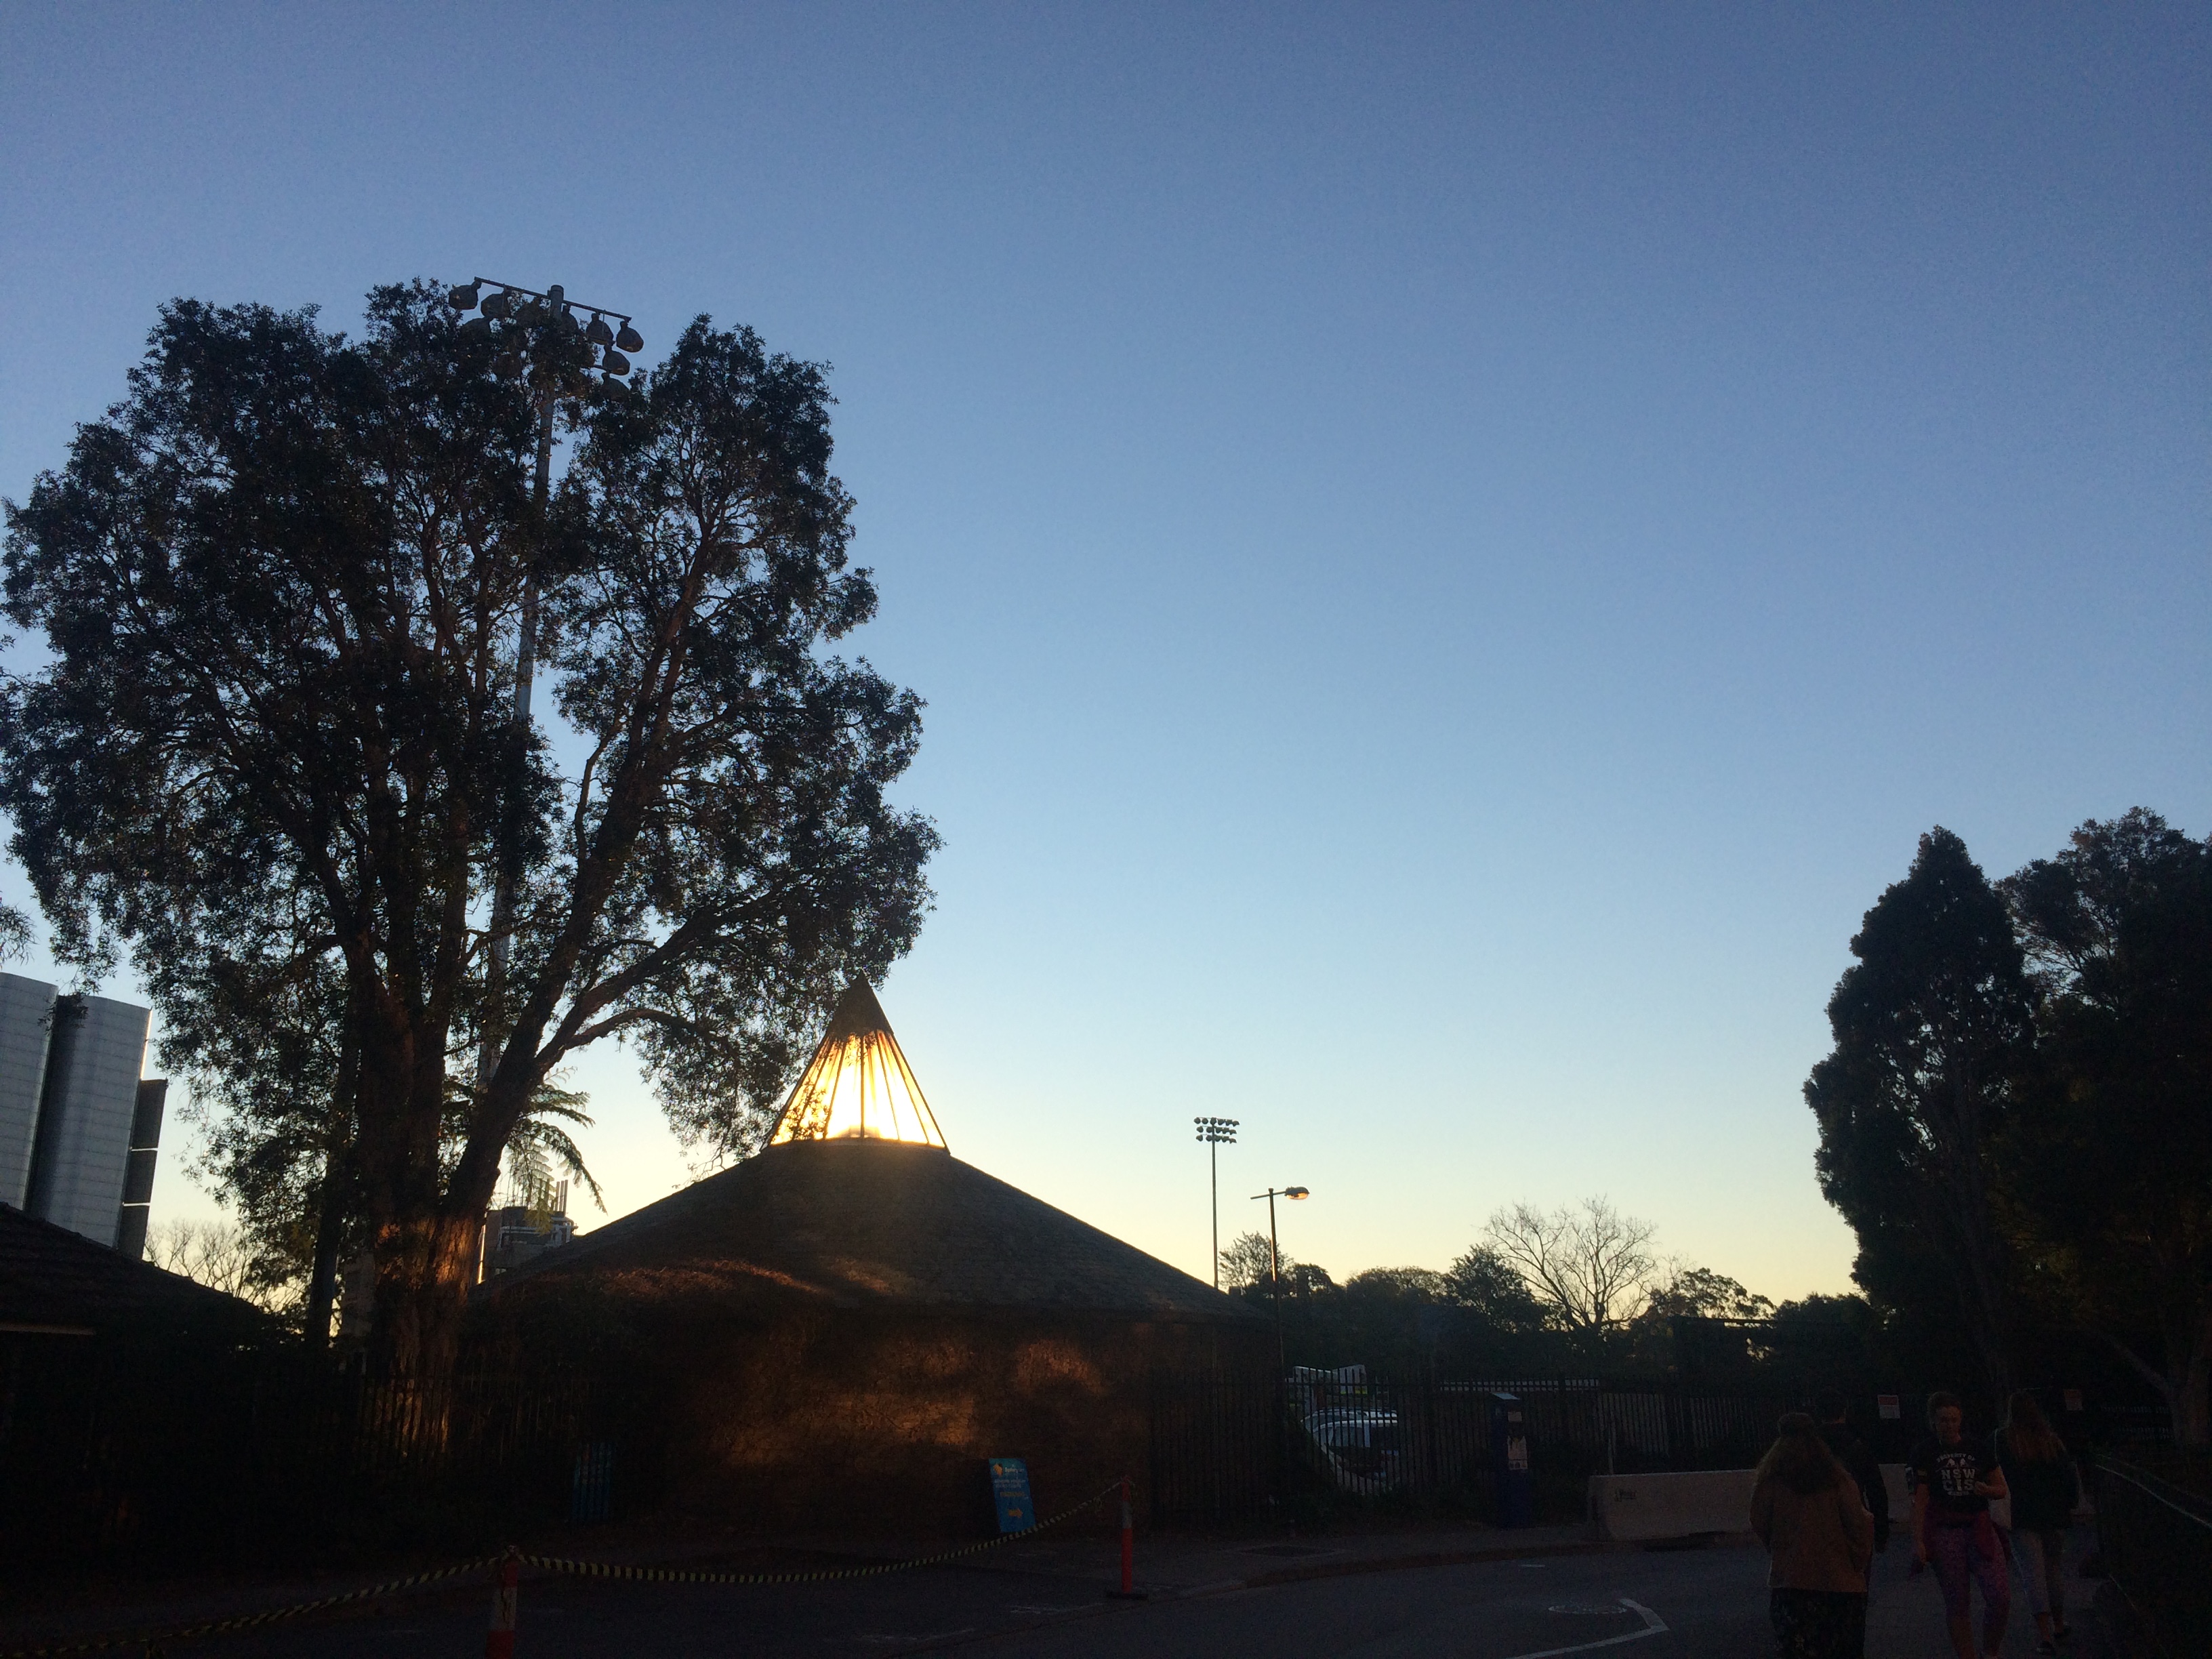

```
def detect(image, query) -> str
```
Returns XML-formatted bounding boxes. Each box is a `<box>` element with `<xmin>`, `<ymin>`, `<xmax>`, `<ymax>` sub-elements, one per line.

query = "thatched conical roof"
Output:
<box><xmin>487</xmin><ymin>1138</ymin><xmax>1258</xmax><ymax>1326</ymax></box>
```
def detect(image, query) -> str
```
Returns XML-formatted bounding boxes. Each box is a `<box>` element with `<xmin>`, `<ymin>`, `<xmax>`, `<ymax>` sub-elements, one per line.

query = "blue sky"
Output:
<box><xmin>2</xmin><ymin>4</ymin><xmax>2205</xmax><ymax>1300</ymax></box>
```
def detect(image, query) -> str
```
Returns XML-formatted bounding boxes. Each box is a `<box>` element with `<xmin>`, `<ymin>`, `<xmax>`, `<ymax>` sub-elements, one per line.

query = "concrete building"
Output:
<box><xmin>0</xmin><ymin>976</ymin><xmax>161</xmax><ymax>1254</ymax></box>
<box><xmin>0</xmin><ymin>975</ymin><xmax>58</xmax><ymax>1210</ymax></box>
<box><xmin>480</xmin><ymin>1182</ymin><xmax>576</xmax><ymax>1280</ymax></box>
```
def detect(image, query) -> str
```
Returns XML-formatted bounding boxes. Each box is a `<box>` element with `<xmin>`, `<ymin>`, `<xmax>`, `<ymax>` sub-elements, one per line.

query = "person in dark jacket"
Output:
<box><xmin>1814</xmin><ymin>1389</ymin><xmax>1889</xmax><ymax>1555</ymax></box>
<box><xmin>1997</xmin><ymin>1391</ymin><xmax>2079</xmax><ymax>1652</ymax></box>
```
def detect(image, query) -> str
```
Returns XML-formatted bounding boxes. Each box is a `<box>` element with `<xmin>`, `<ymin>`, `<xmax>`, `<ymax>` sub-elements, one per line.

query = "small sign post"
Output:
<box><xmin>989</xmin><ymin>1457</ymin><xmax>1034</xmax><ymax>1534</ymax></box>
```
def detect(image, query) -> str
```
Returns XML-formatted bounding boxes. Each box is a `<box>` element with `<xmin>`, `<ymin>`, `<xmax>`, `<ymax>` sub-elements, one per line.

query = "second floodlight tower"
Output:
<box><xmin>1194</xmin><ymin>1116</ymin><xmax>1237</xmax><ymax>1288</ymax></box>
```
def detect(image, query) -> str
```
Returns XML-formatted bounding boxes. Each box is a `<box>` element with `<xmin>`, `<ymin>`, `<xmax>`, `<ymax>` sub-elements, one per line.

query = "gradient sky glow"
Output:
<box><xmin>2</xmin><ymin>5</ymin><xmax>2205</xmax><ymax>1303</ymax></box>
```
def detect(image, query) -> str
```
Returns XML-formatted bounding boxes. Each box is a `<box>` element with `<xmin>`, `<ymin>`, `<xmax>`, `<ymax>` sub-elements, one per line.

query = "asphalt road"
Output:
<box><xmin>16</xmin><ymin>1531</ymin><xmax>2106</xmax><ymax>1658</ymax></box>
<box><xmin>153</xmin><ymin>1543</ymin><xmax>1778</xmax><ymax>1659</ymax></box>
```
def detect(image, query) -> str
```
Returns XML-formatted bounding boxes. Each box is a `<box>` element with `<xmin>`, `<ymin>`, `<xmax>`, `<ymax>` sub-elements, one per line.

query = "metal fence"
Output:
<box><xmin>2093</xmin><ymin>1455</ymin><xmax>2212</xmax><ymax>1659</ymax></box>
<box><xmin>1145</xmin><ymin>1370</ymin><xmax>1797</xmax><ymax>1528</ymax></box>
<box><xmin>0</xmin><ymin>1330</ymin><xmax>609</xmax><ymax>1565</ymax></box>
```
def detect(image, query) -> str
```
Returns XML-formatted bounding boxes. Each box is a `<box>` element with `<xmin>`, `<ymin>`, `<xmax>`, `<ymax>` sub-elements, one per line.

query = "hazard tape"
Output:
<box><xmin>523</xmin><ymin>1481</ymin><xmax>1122</xmax><ymax>1584</ymax></box>
<box><xmin>0</xmin><ymin>1555</ymin><xmax>501</xmax><ymax>1658</ymax></box>
<box><xmin>0</xmin><ymin>1482</ymin><xmax>1122</xmax><ymax>1656</ymax></box>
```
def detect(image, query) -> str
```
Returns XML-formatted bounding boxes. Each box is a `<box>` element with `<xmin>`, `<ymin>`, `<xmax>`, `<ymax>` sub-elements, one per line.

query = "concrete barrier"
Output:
<box><xmin>1589</xmin><ymin>1469</ymin><xmax>1757</xmax><ymax>1541</ymax></box>
<box><xmin>1589</xmin><ymin>1463</ymin><xmax>1914</xmax><ymax>1543</ymax></box>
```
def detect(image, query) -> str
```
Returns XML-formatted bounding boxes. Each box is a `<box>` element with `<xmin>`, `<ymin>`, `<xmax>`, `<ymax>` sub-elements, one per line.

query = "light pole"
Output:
<box><xmin>1194</xmin><ymin>1117</ymin><xmax>1237</xmax><ymax>1289</ymax></box>
<box><xmin>445</xmin><ymin>279</ymin><xmax>642</xmax><ymax>1090</ymax></box>
<box><xmin>1250</xmin><ymin>1185</ymin><xmax>1309</xmax><ymax>1372</ymax></box>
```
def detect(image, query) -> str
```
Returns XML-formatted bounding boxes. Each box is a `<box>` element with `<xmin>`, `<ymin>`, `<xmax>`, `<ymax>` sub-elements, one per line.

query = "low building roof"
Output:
<box><xmin>0</xmin><ymin>1204</ymin><xmax>265</xmax><ymax>1339</ymax></box>
<box><xmin>485</xmin><ymin>1139</ymin><xmax>1263</xmax><ymax>1326</ymax></box>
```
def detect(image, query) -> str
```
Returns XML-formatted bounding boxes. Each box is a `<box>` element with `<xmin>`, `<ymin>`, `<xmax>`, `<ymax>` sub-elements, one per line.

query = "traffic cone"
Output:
<box><xmin>485</xmin><ymin>1547</ymin><xmax>520</xmax><ymax>1658</ymax></box>
<box><xmin>1107</xmin><ymin>1476</ymin><xmax>1147</xmax><ymax>1599</ymax></box>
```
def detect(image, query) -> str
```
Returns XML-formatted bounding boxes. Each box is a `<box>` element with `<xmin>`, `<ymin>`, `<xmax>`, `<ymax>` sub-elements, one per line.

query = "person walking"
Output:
<box><xmin>1997</xmin><ymin>1392</ymin><xmax>2078</xmax><ymax>1652</ymax></box>
<box><xmin>1814</xmin><ymin>1388</ymin><xmax>1890</xmax><ymax>1557</ymax></box>
<box><xmin>1910</xmin><ymin>1391</ymin><xmax>2011</xmax><ymax>1659</ymax></box>
<box><xmin>1752</xmin><ymin>1411</ymin><xmax>1875</xmax><ymax>1658</ymax></box>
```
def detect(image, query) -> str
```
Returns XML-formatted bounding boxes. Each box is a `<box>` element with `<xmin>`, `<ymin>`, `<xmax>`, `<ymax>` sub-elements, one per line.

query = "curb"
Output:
<box><xmin>1216</xmin><ymin>1528</ymin><xmax>1757</xmax><ymax>1593</ymax></box>
<box><xmin>1230</xmin><ymin>1537</ymin><xmax>1624</xmax><ymax>1591</ymax></box>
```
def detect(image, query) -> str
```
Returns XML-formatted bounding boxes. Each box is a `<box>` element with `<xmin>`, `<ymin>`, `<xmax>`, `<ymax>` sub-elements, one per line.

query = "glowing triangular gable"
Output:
<box><xmin>768</xmin><ymin>981</ymin><xmax>947</xmax><ymax>1148</ymax></box>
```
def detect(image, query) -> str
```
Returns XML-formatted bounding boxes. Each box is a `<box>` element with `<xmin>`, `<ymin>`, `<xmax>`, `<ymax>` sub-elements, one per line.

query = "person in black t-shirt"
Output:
<box><xmin>1910</xmin><ymin>1392</ymin><xmax>2010</xmax><ymax>1659</ymax></box>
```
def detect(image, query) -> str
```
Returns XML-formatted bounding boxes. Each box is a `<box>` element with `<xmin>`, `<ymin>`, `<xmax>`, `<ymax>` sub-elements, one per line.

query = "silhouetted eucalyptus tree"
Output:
<box><xmin>1</xmin><ymin>285</ymin><xmax>936</xmax><ymax>1381</ymax></box>
<box><xmin>2002</xmin><ymin>810</ymin><xmax>2212</xmax><ymax>1445</ymax></box>
<box><xmin>1806</xmin><ymin>827</ymin><xmax>2030</xmax><ymax>1393</ymax></box>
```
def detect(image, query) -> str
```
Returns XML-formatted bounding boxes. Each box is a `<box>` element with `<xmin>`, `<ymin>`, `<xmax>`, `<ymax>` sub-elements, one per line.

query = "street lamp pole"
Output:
<box><xmin>1250</xmin><ymin>1185</ymin><xmax>1309</xmax><ymax>1372</ymax></box>
<box><xmin>1194</xmin><ymin>1118</ymin><xmax>1237</xmax><ymax>1289</ymax></box>
<box><xmin>445</xmin><ymin>279</ymin><xmax>642</xmax><ymax>1092</ymax></box>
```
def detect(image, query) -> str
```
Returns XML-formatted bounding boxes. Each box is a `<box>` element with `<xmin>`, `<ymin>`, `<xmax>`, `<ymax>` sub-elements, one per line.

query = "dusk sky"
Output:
<box><xmin>2</xmin><ymin>5</ymin><xmax>2205</xmax><ymax>1303</ymax></box>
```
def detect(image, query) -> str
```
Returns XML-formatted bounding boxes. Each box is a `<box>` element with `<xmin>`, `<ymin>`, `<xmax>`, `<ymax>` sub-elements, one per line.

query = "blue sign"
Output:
<box><xmin>989</xmin><ymin>1456</ymin><xmax>1034</xmax><ymax>1533</ymax></box>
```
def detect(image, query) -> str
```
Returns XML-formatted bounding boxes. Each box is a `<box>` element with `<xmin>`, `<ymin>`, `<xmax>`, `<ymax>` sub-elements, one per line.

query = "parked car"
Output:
<box><xmin>1305</xmin><ymin>1406</ymin><xmax>1404</xmax><ymax>1494</ymax></box>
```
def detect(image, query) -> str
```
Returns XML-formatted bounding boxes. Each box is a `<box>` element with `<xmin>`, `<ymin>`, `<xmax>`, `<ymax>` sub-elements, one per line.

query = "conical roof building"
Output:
<box><xmin>479</xmin><ymin>983</ymin><xmax>1266</xmax><ymax>1533</ymax></box>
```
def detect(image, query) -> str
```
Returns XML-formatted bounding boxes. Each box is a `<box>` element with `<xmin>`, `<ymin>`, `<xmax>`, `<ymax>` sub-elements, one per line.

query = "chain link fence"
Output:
<box><xmin>0</xmin><ymin>1329</ymin><xmax>614</xmax><ymax>1565</ymax></box>
<box><xmin>1147</xmin><ymin>1370</ymin><xmax>1797</xmax><ymax>1528</ymax></box>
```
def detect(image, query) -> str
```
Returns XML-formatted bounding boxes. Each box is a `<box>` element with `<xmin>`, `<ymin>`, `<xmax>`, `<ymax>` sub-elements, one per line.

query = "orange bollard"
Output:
<box><xmin>1120</xmin><ymin>1477</ymin><xmax>1134</xmax><ymax>1593</ymax></box>
<box><xmin>1106</xmin><ymin>1475</ymin><xmax>1146</xmax><ymax>1599</ymax></box>
<box><xmin>485</xmin><ymin>1547</ymin><xmax>520</xmax><ymax>1659</ymax></box>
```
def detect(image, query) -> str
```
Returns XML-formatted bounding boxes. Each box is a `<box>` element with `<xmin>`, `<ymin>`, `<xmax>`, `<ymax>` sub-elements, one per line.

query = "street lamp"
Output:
<box><xmin>446</xmin><ymin>279</ymin><xmax>642</xmax><ymax>1089</ymax></box>
<box><xmin>1250</xmin><ymin>1185</ymin><xmax>1309</xmax><ymax>1371</ymax></box>
<box><xmin>1194</xmin><ymin>1118</ymin><xmax>1237</xmax><ymax>1289</ymax></box>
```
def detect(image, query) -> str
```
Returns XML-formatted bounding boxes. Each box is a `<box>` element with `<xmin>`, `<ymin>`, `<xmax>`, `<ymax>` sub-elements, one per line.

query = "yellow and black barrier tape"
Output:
<box><xmin>520</xmin><ymin>1480</ymin><xmax>1119</xmax><ymax>1586</ymax></box>
<box><xmin>1</xmin><ymin>1555</ymin><xmax>502</xmax><ymax>1658</ymax></box>
<box><xmin>1</xmin><ymin>1481</ymin><xmax>1122</xmax><ymax>1656</ymax></box>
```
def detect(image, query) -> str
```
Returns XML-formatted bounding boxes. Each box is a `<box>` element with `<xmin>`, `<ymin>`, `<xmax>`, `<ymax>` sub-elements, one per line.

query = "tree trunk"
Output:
<box><xmin>2092</xmin><ymin>1324</ymin><xmax>2210</xmax><ymax>1452</ymax></box>
<box><xmin>366</xmin><ymin>1210</ymin><xmax>483</xmax><ymax>1385</ymax></box>
<box><xmin>2173</xmin><ymin>1311</ymin><xmax>2212</xmax><ymax>1450</ymax></box>
<box><xmin>1914</xmin><ymin>1185</ymin><xmax>2012</xmax><ymax>1397</ymax></box>
<box><xmin>303</xmin><ymin>1031</ymin><xmax>359</xmax><ymax>1351</ymax></box>
<box><xmin>303</xmin><ymin>1162</ymin><xmax>345</xmax><ymax>1350</ymax></box>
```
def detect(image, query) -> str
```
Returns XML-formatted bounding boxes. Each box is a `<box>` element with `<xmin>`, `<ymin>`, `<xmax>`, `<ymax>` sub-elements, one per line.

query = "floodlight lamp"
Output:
<box><xmin>450</xmin><ymin>283</ymin><xmax>481</xmax><ymax>311</ymax></box>
<box><xmin>1285</xmin><ymin>1187</ymin><xmax>1309</xmax><ymax>1200</ymax></box>
<box><xmin>459</xmin><ymin>316</ymin><xmax>493</xmax><ymax>342</ymax></box>
<box><xmin>586</xmin><ymin>314</ymin><xmax>615</xmax><ymax>347</ymax></box>
<box><xmin>600</xmin><ymin>348</ymin><xmax>630</xmax><ymax>377</ymax></box>
<box><xmin>480</xmin><ymin>289</ymin><xmax>513</xmax><ymax>320</ymax></box>
<box><xmin>615</xmin><ymin>323</ymin><xmax>643</xmax><ymax>353</ymax></box>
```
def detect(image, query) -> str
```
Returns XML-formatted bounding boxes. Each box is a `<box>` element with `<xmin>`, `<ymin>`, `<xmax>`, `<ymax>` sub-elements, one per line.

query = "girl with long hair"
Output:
<box><xmin>1999</xmin><ymin>1391</ymin><xmax>2079</xmax><ymax>1652</ymax></box>
<box><xmin>1751</xmin><ymin>1411</ymin><xmax>1875</xmax><ymax>1658</ymax></box>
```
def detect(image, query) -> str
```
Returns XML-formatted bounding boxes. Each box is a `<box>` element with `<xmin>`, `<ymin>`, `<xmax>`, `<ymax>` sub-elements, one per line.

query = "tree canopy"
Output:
<box><xmin>1803</xmin><ymin>809</ymin><xmax>2212</xmax><ymax>1444</ymax></box>
<box><xmin>1</xmin><ymin>285</ymin><xmax>937</xmax><ymax>1378</ymax></box>
<box><xmin>1805</xmin><ymin>826</ymin><xmax>2030</xmax><ymax>1393</ymax></box>
<box><xmin>1481</xmin><ymin>1196</ymin><xmax>1658</xmax><ymax>1333</ymax></box>
<box><xmin>2000</xmin><ymin>810</ymin><xmax>2212</xmax><ymax>1443</ymax></box>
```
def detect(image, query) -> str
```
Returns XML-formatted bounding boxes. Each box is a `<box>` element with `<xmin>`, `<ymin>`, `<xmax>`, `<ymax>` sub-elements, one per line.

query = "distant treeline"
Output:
<box><xmin>1223</xmin><ymin>808</ymin><xmax>2211</xmax><ymax>1452</ymax></box>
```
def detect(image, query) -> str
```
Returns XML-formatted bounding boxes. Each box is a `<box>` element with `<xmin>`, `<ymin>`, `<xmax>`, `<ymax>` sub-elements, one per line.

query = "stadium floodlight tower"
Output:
<box><xmin>1193</xmin><ymin>1117</ymin><xmax>1238</xmax><ymax>1289</ymax></box>
<box><xmin>445</xmin><ymin>277</ymin><xmax>642</xmax><ymax>1092</ymax></box>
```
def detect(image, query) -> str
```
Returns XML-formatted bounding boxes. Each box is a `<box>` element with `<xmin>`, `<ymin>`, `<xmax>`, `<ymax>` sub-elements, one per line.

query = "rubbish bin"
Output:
<box><xmin>1488</xmin><ymin>1392</ymin><xmax>1534</xmax><ymax>1527</ymax></box>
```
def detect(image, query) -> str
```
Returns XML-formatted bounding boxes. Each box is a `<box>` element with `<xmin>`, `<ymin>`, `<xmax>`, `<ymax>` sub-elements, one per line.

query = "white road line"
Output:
<box><xmin>1495</xmin><ymin>1597</ymin><xmax>1668</xmax><ymax>1659</ymax></box>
